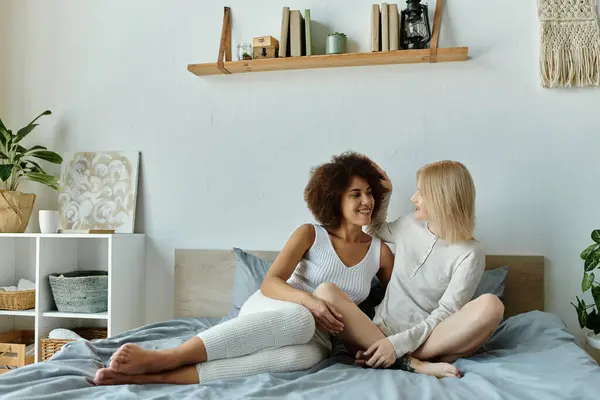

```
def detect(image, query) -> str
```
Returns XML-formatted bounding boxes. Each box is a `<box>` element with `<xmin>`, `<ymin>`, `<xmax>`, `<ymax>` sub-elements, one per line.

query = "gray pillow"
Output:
<box><xmin>471</xmin><ymin>266</ymin><xmax>510</xmax><ymax>301</ymax></box>
<box><xmin>227</xmin><ymin>247</ymin><xmax>273</xmax><ymax>319</ymax></box>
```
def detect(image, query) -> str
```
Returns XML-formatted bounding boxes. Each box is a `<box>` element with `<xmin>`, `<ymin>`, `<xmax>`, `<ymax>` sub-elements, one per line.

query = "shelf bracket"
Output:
<box><xmin>216</xmin><ymin>6</ymin><xmax>232</xmax><ymax>74</ymax></box>
<box><xmin>429</xmin><ymin>0</ymin><xmax>443</xmax><ymax>63</ymax></box>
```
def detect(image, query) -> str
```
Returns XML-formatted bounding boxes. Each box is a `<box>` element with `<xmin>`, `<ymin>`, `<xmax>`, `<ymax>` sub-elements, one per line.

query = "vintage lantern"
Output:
<box><xmin>400</xmin><ymin>0</ymin><xmax>432</xmax><ymax>50</ymax></box>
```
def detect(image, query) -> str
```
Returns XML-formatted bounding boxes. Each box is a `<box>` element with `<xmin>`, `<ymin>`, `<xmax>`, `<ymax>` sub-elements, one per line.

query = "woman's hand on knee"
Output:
<box><xmin>304</xmin><ymin>297</ymin><xmax>344</xmax><ymax>334</ymax></box>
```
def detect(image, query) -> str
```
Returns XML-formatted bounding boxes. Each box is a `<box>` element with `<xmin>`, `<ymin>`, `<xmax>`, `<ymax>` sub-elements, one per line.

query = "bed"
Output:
<box><xmin>0</xmin><ymin>250</ymin><xmax>599</xmax><ymax>400</ymax></box>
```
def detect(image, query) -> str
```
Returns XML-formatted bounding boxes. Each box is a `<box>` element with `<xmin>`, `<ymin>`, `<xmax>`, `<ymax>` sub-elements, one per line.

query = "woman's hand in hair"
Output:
<box><xmin>304</xmin><ymin>297</ymin><xmax>344</xmax><ymax>334</ymax></box>
<box><xmin>372</xmin><ymin>162</ymin><xmax>393</xmax><ymax>193</ymax></box>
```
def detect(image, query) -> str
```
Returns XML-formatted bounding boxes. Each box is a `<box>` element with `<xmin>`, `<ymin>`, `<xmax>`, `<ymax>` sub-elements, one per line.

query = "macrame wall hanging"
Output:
<box><xmin>538</xmin><ymin>0</ymin><xmax>600</xmax><ymax>88</ymax></box>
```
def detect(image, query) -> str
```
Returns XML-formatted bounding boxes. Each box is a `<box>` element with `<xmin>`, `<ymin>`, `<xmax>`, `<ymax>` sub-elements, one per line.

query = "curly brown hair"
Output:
<box><xmin>304</xmin><ymin>151</ymin><xmax>384</xmax><ymax>228</ymax></box>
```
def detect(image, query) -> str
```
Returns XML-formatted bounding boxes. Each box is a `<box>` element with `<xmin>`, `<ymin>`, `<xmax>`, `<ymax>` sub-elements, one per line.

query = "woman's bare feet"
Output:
<box><xmin>95</xmin><ymin>368</ymin><xmax>147</xmax><ymax>385</ymax></box>
<box><xmin>110</xmin><ymin>343</ymin><xmax>176</xmax><ymax>375</ymax></box>
<box><xmin>95</xmin><ymin>366</ymin><xmax>200</xmax><ymax>386</ymax></box>
<box><xmin>355</xmin><ymin>351</ymin><xmax>460</xmax><ymax>379</ymax></box>
<box><xmin>411</xmin><ymin>357</ymin><xmax>460</xmax><ymax>378</ymax></box>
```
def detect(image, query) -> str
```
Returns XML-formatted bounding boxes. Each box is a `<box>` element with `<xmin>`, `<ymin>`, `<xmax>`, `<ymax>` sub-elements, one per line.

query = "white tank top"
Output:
<box><xmin>287</xmin><ymin>224</ymin><xmax>381</xmax><ymax>304</ymax></box>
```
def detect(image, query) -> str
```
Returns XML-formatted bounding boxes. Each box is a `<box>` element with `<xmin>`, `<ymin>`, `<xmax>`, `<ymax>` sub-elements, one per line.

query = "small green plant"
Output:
<box><xmin>572</xmin><ymin>229</ymin><xmax>600</xmax><ymax>334</ymax></box>
<box><xmin>329</xmin><ymin>32</ymin><xmax>346</xmax><ymax>36</ymax></box>
<box><xmin>0</xmin><ymin>110</ymin><xmax>63</xmax><ymax>191</ymax></box>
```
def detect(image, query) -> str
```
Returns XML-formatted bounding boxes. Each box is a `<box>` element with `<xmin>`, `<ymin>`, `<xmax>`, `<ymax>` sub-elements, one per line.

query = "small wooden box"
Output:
<box><xmin>253</xmin><ymin>35</ymin><xmax>279</xmax><ymax>59</ymax></box>
<box><xmin>0</xmin><ymin>330</ymin><xmax>34</xmax><ymax>374</ymax></box>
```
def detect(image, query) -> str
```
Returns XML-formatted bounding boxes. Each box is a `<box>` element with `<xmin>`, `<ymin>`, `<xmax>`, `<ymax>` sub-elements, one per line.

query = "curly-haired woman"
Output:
<box><xmin>94</xmin><ymin>152</ymin><xmax>455</xmax><ymax>386</ymax></box>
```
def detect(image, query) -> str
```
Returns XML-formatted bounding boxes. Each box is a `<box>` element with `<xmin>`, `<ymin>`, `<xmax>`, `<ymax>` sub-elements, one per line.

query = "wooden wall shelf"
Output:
<box><xmin>189</xmin><ymin>1</ymin><xmax>467</xmax><ymax>77</ymax></box>
<box><xmin>188</xmin><ymin>47</ymin><xmax>468</xmax><ymax>76</ymax></box>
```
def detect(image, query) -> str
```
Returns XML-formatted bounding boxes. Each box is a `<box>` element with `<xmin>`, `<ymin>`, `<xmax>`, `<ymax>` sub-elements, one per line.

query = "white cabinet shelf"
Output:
<box><xmin>0</xmin><ymin>233</ymin><xmax>145</xmax><ymax>363</ymax></box>
<box><xmin>42</xmin><ymin>311</ymin><xmax>108</xmax><ymax>320</ymax></box>
<box><xmin>0</xmin><ymin>309</ymin><xmax>36</xmax><ymax>317</ymax></box>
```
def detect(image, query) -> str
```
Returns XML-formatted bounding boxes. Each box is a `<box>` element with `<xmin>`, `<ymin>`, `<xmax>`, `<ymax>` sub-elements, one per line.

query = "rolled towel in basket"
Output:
<box><xmin>17</xmin><ymin>279</ymin><xmax>35</xmax><ymax>291</ymax></box>
<box><xmin>48</xmin><ymin>328</ymin><xmax>85</xmax><ymax>341</ymax></box>
<box><xmin>0</xmin><ymin>279</ymin><xmax>35</xmax><ymax>292</ymax></box>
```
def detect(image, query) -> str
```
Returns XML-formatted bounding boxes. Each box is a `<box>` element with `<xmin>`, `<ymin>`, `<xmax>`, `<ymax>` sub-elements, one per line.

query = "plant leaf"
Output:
<box><xmin>24</xmin><ymin>145</ymin><xmax>46</xmax><ymax>152</ymax></box>
<box><xmin>21</xmin><ymin>159</ymin><xmax>47</xmax><ymax>175</ymax></box>
<box><xmin>581</xmin><ymin>244</ymin><xmax>599</xmax><ymax>260</ymax></box>
<box><xmin>27</xmin><ymin>150</ymin><xmax>63</xmax><ymax>164</ymax></box>
<box><xmin>23</xmin><ymin>172</ymin><xmax>58</xmax><ymax>190</ymax></box>
<box><xmin>577</xmin><ymin>298</ymin><xmax>589</xmax><ymax>328</ymax></box>
<box><xmin>593</xmin><ymin>285</ymin><xmax>600</xmax><ymax>313</ymax></box>
<box><xmin>26</xmin><ymin>110</ymin><xmax>51</xmax><ymax>127</ymax></box>
<box><xmin>586</xmin><ymin>309</ymin><xmax>600</xmax><ymax>334</ymax></box>
<box><xmin>0</xmin><ymin>164</ymin><xmax>12</xmax><ymax>181</ymax></box>
<box><xmin>593</xmin><ymin>230</ymin><xmax>600</xmax><ymax>244</ymax></box>
<box><xmin>592</xmin><ymin>247</ymin><xmax>600</xmax><ymax>263</ymax></box>
<box><xmin>582</xmin><ymin>272</ymin><xmax>595</xmax><ymax>292</ymax></box>
<box><xmin>1</xmin><ymin>129</ymin><xmax>12</xmax><ymax>148</ymax></box>
<box><xmin>14</xmin><ymin>124</ymin><xmax>38</xmax><ymax>144</ymax></box>
<box><xmin>585</xmin><ymin>254</ymin><xmax>600</xmax><ymax>272</ymax></box>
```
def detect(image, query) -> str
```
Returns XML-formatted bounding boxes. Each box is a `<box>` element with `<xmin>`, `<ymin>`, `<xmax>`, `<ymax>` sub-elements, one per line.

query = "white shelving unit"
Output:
<box><xmin>0</xmin><ymin>233</ymin><xmax>145</xmax><ymax>363</ymax></box>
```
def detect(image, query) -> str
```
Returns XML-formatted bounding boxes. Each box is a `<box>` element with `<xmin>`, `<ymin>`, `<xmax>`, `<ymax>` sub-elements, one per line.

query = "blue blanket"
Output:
<box><xmin>1</xmin><ymin>311</ymin><xmax>599</xmax><ymax>399</ymax></box>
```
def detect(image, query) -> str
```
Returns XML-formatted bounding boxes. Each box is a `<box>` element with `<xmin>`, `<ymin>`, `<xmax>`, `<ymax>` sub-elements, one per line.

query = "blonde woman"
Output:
<box><xmin>315</xmin><ymin>160</ymin><xmax>503</xmax><ymax>377</ymax></box>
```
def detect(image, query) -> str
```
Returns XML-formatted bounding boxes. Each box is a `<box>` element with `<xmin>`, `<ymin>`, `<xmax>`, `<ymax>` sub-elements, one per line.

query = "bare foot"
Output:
<box><xmin>110</xmin><ymin>343</ymin><xmax>174</xmax><ymax>375</ymax></box>
<box><xmin>94</xmin><ymin>368</ymin><xmax>141</xmax><ymax>386</ymax></box>
<box><xmin>412</xmin><ymin>358</ymin><xmax>460</xmax><ymax>379</ymax></box>
<box><xmin>355</xmin><ymin>351</ymin><xmax>460</xmax><ymax>379</ymax></box>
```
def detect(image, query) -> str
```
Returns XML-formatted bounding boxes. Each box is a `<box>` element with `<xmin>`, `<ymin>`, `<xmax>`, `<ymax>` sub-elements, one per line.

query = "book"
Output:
<box><xmin>290</xmin><ymin>10</ymin><xmax>305</xmax><ymax>57</ymax></box>
<box><xmin>389</xmin><ymin>3</ymin><xmax>399</xmax><ymax>51</ymax></box>
<box><xmin>279</xmin><ymin>7</ymin><xmax>290</xmax><ymax>58</ymax></box>
<box><xmin>305</xmin><ymin>9</ymin><xmax>312</xmax><ymax>56</ymax></box>
<box><xmin>371</xmin><ymin>4</ymin><xmax>380</xmax><ymax>52</ymax></box>
<box><xmin>381</xmin><ymin>3</ymin><xmax>389</xmax><ymax>51</ymax></box>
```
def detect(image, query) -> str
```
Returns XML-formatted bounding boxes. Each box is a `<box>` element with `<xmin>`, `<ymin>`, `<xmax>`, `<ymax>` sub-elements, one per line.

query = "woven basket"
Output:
<box><xmin>41</xmin><ymin>327</ymin><xmax>107</xmax><ymax>361</ymax></box>
<box><xmin>0</xmin><ymin>289</ymin><xmax>35</xmax><ymax>311</ymax></box>
<box><xmin>49</xmin><ymin>271</ymin><xmax>108</xmax><ymax>313</ymax></box>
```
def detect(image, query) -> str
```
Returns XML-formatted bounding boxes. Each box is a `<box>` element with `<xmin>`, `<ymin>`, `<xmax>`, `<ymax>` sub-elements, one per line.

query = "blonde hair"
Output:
<box><xmin>417</xmin><ymin>160</ymin><xmax>475</xmax><ymax>243</ymax></box>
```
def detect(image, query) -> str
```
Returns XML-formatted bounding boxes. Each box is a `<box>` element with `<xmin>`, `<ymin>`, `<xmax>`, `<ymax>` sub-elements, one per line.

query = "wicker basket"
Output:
<box><xmin>0</xmin><ymin>330</ymin><xmax>35</xmax><ymax>374</ymax></box>
<box><xmin>49</xmin><ymin>271</ymin><xmax>108</xmax><ymax>313</ymax></box>
<box><xmin>0</xmin><ymin>289</ymin><xmax>35</xmax><ymax>311</ymax></box>
<box><xmin>41</xmin><ymin>327</ymin><xmax>107</xmax><ymax>361</ymax></box>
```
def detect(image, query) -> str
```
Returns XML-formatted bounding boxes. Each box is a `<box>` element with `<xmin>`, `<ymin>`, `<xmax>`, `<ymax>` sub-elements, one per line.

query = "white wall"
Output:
<box><xmin>3</xmin><ymin>0</ymin><xmax>600</xmax><ymax>344</ymax></box>
<box><xmin>0</xmin><ymin>2</ymin><xmax>10</xmax><ymax>127</ymax></box>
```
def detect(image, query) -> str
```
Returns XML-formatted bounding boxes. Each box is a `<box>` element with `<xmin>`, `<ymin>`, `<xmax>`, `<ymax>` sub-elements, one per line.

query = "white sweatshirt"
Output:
<box><xmin>365</xmin><ymin>193</ymin><xmax>485</xmax><ymax>357</ymax></box>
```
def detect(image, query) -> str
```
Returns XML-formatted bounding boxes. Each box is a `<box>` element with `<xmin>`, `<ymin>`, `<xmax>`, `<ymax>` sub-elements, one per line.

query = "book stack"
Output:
<box><xmin>279</xmin><ymin>7</ymin><xmax>312</xmax><ymax>57</ymax></box>
<box><xmin>371</xmin><ymin>3</ymin><xmax>399</xmax><ymax>52</ymax></box>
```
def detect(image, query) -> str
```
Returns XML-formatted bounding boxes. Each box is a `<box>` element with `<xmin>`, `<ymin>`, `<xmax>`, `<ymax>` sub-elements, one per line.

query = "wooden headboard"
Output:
<box><xmin>174</xmin><ymin>250</ymin><xmax>544</xmax><ymax>320</ymax></box>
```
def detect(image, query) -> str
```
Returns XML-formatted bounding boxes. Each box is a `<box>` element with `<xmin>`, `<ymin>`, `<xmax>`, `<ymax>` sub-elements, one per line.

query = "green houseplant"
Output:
<box><xmin>0</xmin><ymin>110</ymin><xmax>63</xmax><ymax>232</ymax></box>
<box><xmin>572</xmin><ymin>229</ymin><xmax>600</xmax><ymax>338</ymax></box>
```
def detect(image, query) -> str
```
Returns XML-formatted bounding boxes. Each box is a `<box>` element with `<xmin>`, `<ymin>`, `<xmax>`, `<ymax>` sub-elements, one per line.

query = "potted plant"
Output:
<box><xmin>0</xmin><ymin>110</ymin><xmax>63</xmax><ymax>233</ymax></box>
<box><xmin>572</xmin><ymin>229</ymin><xmax>600</xmax><ymax>349</ymax></box>
<box><xmin>326</xmin><ymin>32</ymin><xmax>347</xmax><ymax>54</ymax></box>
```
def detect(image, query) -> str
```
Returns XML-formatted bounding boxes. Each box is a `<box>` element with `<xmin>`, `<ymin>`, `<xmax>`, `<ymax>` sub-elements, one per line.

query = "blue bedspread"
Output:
<box><xmin>1</xmin><ymin>311</ymin><xmax>599</xmax><ymax>399</ymax></box>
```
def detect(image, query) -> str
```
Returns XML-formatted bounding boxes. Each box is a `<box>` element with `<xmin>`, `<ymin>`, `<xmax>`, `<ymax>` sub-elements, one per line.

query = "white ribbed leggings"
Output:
<box><xmin>195</xmin><ymin>290</ymin><xmax>331</xmax><ymax>383</ymax></box>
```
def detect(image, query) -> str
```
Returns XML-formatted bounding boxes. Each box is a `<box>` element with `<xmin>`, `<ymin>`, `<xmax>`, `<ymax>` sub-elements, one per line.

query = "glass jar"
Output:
<box><xmin>237</xmin><ymin>43</ymin><xmax>253</xmax><ymax>61</ymax></box>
